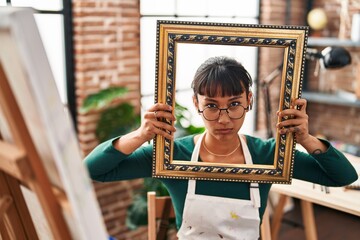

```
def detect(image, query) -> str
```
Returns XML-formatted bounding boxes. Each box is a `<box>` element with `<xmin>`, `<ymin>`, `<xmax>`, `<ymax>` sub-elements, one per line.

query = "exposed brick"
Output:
<box><xmin>73</xmin><ymin>4</ymin><xmax>141</xmax><ymax>236</ymax></box>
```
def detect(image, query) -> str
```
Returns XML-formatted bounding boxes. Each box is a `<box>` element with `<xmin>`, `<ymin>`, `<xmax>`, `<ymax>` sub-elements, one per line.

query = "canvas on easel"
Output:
<box><xmin>0</xmin><ymin>7</ymin><xmax>108</xmax><ymax>240</ymax></box>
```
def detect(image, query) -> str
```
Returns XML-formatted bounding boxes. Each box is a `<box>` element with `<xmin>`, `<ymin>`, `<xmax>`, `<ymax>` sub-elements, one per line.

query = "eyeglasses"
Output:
<box><xmin>198</xmin><ymin>105</ymin><xmax>249</xmax><ymax>121</ymax></box>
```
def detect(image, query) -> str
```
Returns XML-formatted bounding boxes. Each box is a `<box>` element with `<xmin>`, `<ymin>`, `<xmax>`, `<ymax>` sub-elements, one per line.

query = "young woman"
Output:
<box><xmin>85</xmin><ymin>56</ymin><xmax>357</xmax><ymax>239</ymax></box>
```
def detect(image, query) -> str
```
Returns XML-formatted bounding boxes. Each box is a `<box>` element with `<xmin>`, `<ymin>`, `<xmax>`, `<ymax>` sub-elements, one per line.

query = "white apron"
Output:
<box><xmin>177</xmin><ymin>133</ymin><xmax>261</xmax><ymax>240</ymax></box>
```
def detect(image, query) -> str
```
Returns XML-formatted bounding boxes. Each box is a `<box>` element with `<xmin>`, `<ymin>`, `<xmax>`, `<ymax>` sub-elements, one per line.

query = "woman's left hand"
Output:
<box><xmin>276</xmin><ymin>98</ymin><xmax>310</xmax><ymax>145</ymax></box>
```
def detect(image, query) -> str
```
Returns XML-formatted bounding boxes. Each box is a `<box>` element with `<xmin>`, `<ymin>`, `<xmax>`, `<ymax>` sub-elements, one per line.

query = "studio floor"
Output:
<box><xmin>277</xmin><ymin>199</ymin><xmax>360</xmax><ymax>240</ymax></box>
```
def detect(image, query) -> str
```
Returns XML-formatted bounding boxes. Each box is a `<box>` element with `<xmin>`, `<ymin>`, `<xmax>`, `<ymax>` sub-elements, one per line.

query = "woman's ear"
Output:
<box><xmin>193</xmin><ymin>95</ymin><xmax>199</xmax><ymax>110</ymax></box>
<box><xmin>247</xmin><ymin>91</ymin><xmax>253</xmax><ymax>110</ymax></box>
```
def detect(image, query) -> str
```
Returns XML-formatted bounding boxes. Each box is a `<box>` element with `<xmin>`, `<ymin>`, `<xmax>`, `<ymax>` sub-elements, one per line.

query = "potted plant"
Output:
<box><xmin>80</xmin><ymin>87</ymin><xmax>140</xmax><ymax>142</ymax></box>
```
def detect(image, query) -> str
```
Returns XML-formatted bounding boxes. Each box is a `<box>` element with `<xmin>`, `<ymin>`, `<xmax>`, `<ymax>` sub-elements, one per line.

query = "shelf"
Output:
<box><xmin>308</xmin><ymin>37</ymin><xmax>360</xmax><ymax>47</ymax></box>
<box><xmin>302</xmin><ymin>91</ymin><xmax>360</xmax><ymax>108</ymax></box>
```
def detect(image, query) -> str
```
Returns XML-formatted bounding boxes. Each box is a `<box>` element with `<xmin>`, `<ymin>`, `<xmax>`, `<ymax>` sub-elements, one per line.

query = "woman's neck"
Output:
<box><xmin>203</xmin><ymin>132</ymin><xmax>241</xmax><ymax>155</ymax></box>
<box><xmin>197</xmin><ymin>133</ymin><xmax>244</xmax><ymax>164</ymax></box>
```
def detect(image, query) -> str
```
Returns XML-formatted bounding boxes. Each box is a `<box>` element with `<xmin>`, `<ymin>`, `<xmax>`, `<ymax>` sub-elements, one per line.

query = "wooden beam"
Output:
<box><xmin>0</xmin><ymin>140</ymin><xmax>32</xmax><ymax>183</ymax></box>
<box><xmin>0</xmin><ymin>171</ymin><xmax>36</xmax><ymax>239</ymax></box>
<box><xmin>0</xmin><ymin>195</ymin><xmax>12</xmax><ymax>219</ymax></box>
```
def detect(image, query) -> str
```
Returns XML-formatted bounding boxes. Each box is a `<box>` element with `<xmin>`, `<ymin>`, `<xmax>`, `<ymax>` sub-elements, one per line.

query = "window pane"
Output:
<box><xmin>176</xmin><ymin>0</ymin><xmax>208</xmax><ymax>16</ymax></box>
<box><xmin>174</xmin><ymin>39</ymin><xmax>257</xmax><ymax>133</ymax></box>
<box><xmin>141</xmin><ymin>16</ymin><xmax>181</xmax><ymax>97</ymax></box>
<box><xmin>177</xmin><ymin>0</ymin><xmax>259</xmax><ymax>17</ymax></box>
<box><xmin>140</xmin><ymin>16</ymin><xmax>258</xmax><ymax>96</ymax></box>
<box><xmin>11</xmin><ymin>0</ymin><xmax>62</xmax><ymax>11</ymax></box>
<box><xmin>34</xmin><ymin>14</ymin><xmax>67</xmax><ymax>103</ymax></box>
<box><xmin>140</xmin><ymin>0</ymin><xmax>175</xmax><ymax>15</ymax></box>
<box><xmin>0</xmin><ymin>0</ymin><xmax>7</xmax><ymax>6</ymax></box>
<box><xmin>207</xmin><ymin>0</ymin><xmax>259</xmax><ymax>17</ymax></box>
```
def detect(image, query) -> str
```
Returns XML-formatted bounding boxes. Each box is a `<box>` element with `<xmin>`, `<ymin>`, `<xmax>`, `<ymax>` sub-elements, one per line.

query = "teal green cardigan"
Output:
<box><xmin>84</xmin><ymin>135</ymin><xmax>358</xmax><ymax>229</ymax></box>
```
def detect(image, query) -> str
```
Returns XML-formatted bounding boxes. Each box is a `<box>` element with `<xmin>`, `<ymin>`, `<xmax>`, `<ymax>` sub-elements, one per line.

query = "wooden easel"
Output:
<box><xmin>0</xmin><ymin>62</ymin><xmax>72</xmax><ymax>239</ymax></box>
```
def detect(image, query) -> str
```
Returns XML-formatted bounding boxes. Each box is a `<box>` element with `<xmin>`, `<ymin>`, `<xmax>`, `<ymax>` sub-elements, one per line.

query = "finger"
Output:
<box><xmin>278</xmin><ymin>126</ymin><xmax>304</xmax><ymax>135</ymax></box>
<box><xmin>154</xmin><ymin>121</ymin><xmax>177</xmax><ymax>133</ymax></box>
<box><xmin>152</xmin><ymin>124</ymin><xmax>175</xmax><ymax>139</ymax></box>
<box><xmin>278</xmin><ymin>108</ymin><xmax>307</xmax><ymax>119</ymax></box>
<box><xmin>149</xmin><ymin>103</ymin><xmax>173</xmax><ymax>112</ymax></box>
<box><xmin>153</xmin><ymin>110</ymin><xmax>176</xmax><ymax>121</ymax></box>
<box><xmin>277</xmin><ymin>118</ymin><xmax>307</xmax><ymax>129</ymax></box>
<box><xmin>292</xmin><ymin>98</ymin><xmax>307</xmax><ymax>112</ymax></box>
<box><xmin>144</xmin><ymin>111</ymin><xmax>158</xmax><ymax>120</ymax></box>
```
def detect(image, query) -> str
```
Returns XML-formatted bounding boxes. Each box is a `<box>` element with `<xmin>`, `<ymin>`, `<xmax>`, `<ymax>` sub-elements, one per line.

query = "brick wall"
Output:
<box><xmin>72</xmin><ymin>0</ymin><xmax>147</xmax><ymax>239</ymax></box>
<box><xmin>259</xmin><ymin>0</ymin><xmax>360</xmax><ymax>145</ymax></box>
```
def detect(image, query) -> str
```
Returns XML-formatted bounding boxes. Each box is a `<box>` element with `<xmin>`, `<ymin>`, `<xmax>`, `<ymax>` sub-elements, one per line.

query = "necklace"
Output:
<box><xmin>202</xmin><ymin>138</ymin><xmax>241</xmax><ymax>157</ymax></box>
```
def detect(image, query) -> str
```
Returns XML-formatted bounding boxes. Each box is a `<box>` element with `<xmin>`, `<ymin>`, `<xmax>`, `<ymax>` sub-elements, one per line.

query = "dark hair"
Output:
<box><xmin>191</xmin><ymin>56</ymin><xmax>253</xmax><ymax>98</ymax></box>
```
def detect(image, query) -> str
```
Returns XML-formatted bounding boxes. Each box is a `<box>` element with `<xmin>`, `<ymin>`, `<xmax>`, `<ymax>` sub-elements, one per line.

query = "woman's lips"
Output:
<box><xmin>215</xmin><ymin>128</ymin><xmax>233</xmax><ymax>134</ymax></box>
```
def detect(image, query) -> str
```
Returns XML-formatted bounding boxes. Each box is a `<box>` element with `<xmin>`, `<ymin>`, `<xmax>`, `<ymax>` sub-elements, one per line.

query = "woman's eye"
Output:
<box><xmin>206</xmin><ymin>104</ymin><xmax>217</xmax><ymax>108</ymax></box>
<box><xmin>229</xmin><ymin>102</ymin><xmax>241</xmax><ymax>107</ymax></box>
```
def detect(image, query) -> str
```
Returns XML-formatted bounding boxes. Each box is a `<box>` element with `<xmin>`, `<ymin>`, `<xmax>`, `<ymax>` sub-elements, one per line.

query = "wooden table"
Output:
<box><xmin>270</xmin><ymin>153</ymin><xmax>360</xmax><ymax>240</ymax></box>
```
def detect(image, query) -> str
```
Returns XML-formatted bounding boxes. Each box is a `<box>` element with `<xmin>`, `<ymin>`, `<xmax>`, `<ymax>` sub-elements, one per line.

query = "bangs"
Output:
<box><xmin>197</xmin><ymin>65</ymin><xmax>246</xmax><ymax>97</ymax></box>
<box><xmin>192</xmin><ymin>56</ymin><xmax>253</xmax><ymax>98</ymax></box>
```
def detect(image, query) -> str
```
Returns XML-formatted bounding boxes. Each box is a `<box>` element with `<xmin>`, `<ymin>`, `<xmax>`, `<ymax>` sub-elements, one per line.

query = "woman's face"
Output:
<box><xmin>194</xmin><ymin>92</ymin><xmax>251</xmax><ymax>141</ymax></box>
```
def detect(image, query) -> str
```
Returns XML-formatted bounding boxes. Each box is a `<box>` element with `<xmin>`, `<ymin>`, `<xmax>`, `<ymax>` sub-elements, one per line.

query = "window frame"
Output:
<box><xmin>5</xmin><ymin>0</ymin><xmax>77</xmax><ymax>130</ymax></box>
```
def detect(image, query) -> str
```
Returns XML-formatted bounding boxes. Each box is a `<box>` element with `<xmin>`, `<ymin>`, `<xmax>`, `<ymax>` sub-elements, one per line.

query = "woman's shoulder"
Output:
<box><xmin>244</xmin><ymin>135</ymin><xmax>276</xmax><ymax>164</ymax></box>
<box><xmin>173</xmin><ymin>134</ymin><xmax>196</xmax><ymax>158</ymax></box>
<box><xmin>244</xmin><ymin>134</ymin><xmax>276</xmax><ymax>148</ymax></box>
<box><xmin>174</xmin><ymin>134</ymin><xmax>196</xmax><ymax>149</ymax></box>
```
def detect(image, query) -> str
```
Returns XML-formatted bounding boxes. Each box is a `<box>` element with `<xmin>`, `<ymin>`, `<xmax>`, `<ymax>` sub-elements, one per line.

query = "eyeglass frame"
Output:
<box><xmin>198</xmin><ymin>105</ymin><xmax>249</xmax><ymax>121</ymax></box>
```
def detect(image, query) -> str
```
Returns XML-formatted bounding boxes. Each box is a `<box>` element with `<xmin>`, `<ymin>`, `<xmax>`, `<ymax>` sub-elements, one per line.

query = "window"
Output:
<box><xmin>140</xmin><ymin>0</ymin><xmax>259</xmax><ymax>135</ymax></box>
<box><xmin>2</xmin><ymin>0</ymin><xmax>76</xmax><ymax>126</ymax></box>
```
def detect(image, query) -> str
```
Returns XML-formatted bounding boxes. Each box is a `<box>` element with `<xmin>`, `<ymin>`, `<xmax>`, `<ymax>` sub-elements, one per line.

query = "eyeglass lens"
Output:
<box><xmin>202</xmin><ymin>105</ymin><xmax>245</xmax><ymax>121</ymax></box>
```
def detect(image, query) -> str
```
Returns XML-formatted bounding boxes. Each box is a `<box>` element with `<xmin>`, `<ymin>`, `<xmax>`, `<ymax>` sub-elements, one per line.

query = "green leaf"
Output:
<box><xmin>80</xmin><ymin>87</ymin><xmax>128</xmax><ymax>113</ymax></box>
<box><xmin>143</xmin><ymin>178</ymin><xmax>169</xmax><ymax>196</ymax></box>
<box><xmin>174</xmin><ymin>102</ymin><xmax>205</xmax><ymax>137</ymax></box>
<box><xmin>125</xmin><ymin>195</ymin><xmax>148</xmax><ymax>230</ymax></box>
<box><xmin>95</xmin><ymin>103</ymin><xmax>140</xmax><ymax>142</ymax></box>
<box><xmin>125</xmin><ymin>178</ymin><xmax>170</xmax><ymax>230</ymax></box>
<box><xmin>186</xmin><ymin>125</ymin><xmax>205</xmax><ymax>135</ymax></box>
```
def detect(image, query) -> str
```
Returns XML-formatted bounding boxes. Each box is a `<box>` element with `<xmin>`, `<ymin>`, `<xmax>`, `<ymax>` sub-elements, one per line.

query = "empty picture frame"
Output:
<box><xmin>153</xmin><ymin>20</ymin><xmax>308</xmax><ymax>183</ymax></box>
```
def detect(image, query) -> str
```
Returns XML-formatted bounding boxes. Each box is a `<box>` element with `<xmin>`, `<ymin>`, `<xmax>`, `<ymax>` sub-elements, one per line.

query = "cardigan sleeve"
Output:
<box><xmin>83</xmin><ymin>137</ymin><xmax>153</xmax><ymax>182</ymax></box>
<box><xmin>293</xmin><ymin>139</ymin><xmax>358</xmax><ymax>186</ymax></box>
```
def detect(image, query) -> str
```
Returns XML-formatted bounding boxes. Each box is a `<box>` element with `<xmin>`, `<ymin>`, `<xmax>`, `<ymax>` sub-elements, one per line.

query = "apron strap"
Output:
<box><xmin>188</xmin><ymin>179</ymin><xmax>196</xmax><ymax>195</ymax></box>
<box><xmin>190</xmin><ymin>133</ymin><xmax>205</xmax><ymax>163</ymax></box>
<box><xmin>240</xmin><ymin>136</ymin><xmax>261</xmax><ymax>208</ymax></box>
<box><xmin>187</xmin><ymin>133</ymin><xmax>205</xmax><ymax>195</ymax></box>
<box><xmin>239</xmin><ymin>135</ymin><xmax>252</xmax><ymax>165</ymax></box>
<box><xmin>250</xmin><ymin>183</ymin><xmax>261</xmax><ymax>208</ymax></box>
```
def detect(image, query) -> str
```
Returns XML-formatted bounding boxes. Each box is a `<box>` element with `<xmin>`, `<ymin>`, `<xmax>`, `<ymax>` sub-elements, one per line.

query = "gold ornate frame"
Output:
<box><xmin>153</xmin><ymin>20</ymin><xmax>308</xmax><ymax>183</ymax></box>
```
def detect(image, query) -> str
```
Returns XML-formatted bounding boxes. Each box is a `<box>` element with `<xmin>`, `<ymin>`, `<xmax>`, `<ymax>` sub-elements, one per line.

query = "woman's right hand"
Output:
<box><xmin>137</xmin><ymin>103</ymin><xmax>176</xmax><ymax>142</ymax></box>
<box><xmin>113</xmin><ymin>103</ymin><xmax>176</xmax><ymax>154</ymax></box>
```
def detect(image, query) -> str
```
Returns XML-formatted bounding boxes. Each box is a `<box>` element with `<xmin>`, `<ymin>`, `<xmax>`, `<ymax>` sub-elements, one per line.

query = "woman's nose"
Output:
<box><xmin>218</xmin><ymin>110</ymin><xmax>231</xmax><ymax>123</ymax></box>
